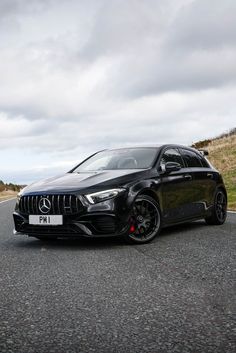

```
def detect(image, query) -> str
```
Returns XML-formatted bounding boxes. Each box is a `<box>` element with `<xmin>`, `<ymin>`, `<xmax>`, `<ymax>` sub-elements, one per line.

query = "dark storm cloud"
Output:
<box><xmin>80</xmin><ymin>0</ymin><xmax>167</xmax><ymax>60</ymax></box>
<box><xmin>167</xmin><ymin>0</ymin><xmax>236</xmax><ymax>50</ymax></box>
<box><xmin>0</xmin><ymin>0</ymin><xmax>52</xmax><ymax>26</ymax></box>
<box><xmin>79</xmin><ymin>0</ymin><xmax>236</xmax><ymax>97</ymax></box>
<box><xmin>113</xmin><ymin>48</ymin><xmax>236</xmax><ymax>98</ymax></box>
<box><xmin>0</xmin><ymin>1</ymin><xmax>20</xmax><ymax>18</ymax></box>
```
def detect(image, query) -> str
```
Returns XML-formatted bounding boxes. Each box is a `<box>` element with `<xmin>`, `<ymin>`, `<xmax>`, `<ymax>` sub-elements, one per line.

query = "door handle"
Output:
<box><xmin>207</xmin><ymin>173</ymin><xmax>213</xmax><ymax>179</ymax></box>
<box><xmin>184</xmin><ymin>174</ymin><xmax>192</xmax><ymax>180</ymax></box>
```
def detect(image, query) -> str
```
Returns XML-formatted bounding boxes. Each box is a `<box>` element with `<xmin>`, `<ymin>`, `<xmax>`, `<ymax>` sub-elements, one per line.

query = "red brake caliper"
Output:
<box><xmin>129</xmin><ymin>224</ymin><xmax>135</xmax><ymax>233</ymax></box>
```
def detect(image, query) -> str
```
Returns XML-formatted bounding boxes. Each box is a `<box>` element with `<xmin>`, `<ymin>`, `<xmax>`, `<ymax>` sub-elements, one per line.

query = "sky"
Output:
<box><xmin>0</xmin><ymin>0</ymin><xmax>236</xmax><ymax>184</ymax></box>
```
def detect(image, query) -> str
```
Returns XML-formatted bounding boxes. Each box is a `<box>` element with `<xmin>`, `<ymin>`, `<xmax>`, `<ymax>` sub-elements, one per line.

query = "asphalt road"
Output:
<box><xmin>0</xmin><ymin>199</ymin><xmax>235</xmax><ymax>353</ymax></box>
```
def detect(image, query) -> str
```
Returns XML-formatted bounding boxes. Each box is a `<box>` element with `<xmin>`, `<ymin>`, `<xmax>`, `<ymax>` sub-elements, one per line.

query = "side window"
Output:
<box><xmin>180</xmin><ymin>149</ymin><xmax>202</xmax><ymax>168</ymax></box>
<box><xmin>198</xmin><ymin>155</ymin><xmax>210</xmax><ymax>168</ymax></box>
<box><xmin>161</xmin><ymin>148</ymin><xmax>185</xmax><ymax>167</ymax></box>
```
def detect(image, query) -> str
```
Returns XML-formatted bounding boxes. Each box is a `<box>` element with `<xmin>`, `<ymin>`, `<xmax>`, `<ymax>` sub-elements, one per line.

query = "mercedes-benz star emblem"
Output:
<box><xmin>39</xmin><ymin>197</ymin><xmax>51</xmax><ymax>214</ymax></box>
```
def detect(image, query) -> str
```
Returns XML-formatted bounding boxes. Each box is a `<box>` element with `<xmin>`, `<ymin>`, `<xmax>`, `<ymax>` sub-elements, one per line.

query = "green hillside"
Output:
<box><xmin>192</xmin><ymin>128</ymin><xmax>236</xmax><ymax>210</ymax></box>
<box><xmin>0</xmin><ymin>180</ymin><xmax>22</xmax><ymax>201</ymax></box>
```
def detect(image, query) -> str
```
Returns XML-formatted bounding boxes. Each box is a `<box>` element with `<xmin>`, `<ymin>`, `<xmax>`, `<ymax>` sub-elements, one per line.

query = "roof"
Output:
<box><xmin>106</xmin><ymin>144</ymin><xmax>207</xmax><ymax>157</ymax></box>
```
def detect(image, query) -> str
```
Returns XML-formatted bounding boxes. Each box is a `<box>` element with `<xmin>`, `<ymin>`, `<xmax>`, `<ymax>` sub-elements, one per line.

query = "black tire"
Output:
<box><xmin>124</xmin><ymin>194</ymin><xmax>162</xmax><ymax>244</ymax></box>
<box><xmin>205</xmin><ymin>189</ymin><xmax>227</xmax><ymax>225</ymax></box>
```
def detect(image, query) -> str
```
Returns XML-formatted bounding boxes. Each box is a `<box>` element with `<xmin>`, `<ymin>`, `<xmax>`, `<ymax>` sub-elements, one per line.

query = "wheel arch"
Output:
<box><xmin>128</xmin><ymin>179</ymin><xmax>162</xmax><ymax>211</ymax></box>
<box><xmin>137</xmin><ymin>188</ymin><xmax>160</xmax><ymax>206</ymax></box>
<box><xmin>217</xmin><ymin>185</ymin><xmax>228</xmax><ymax>203</ymax></box>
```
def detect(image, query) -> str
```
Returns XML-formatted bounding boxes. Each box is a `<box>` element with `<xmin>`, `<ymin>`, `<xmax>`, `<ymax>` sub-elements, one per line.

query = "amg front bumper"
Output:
<box><xmin>13</xmin><ymin>211</ymin><xmax>130</xmax><ymax>238</ymax></box>
<box><xmin>13</xmin><ymin>190</ymin><xmax>132</xmax><ymax>238</ymax></box>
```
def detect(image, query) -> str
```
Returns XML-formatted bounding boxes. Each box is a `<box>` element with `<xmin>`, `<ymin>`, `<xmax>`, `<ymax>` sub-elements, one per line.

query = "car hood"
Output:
<box><xmin>22</xmin><ymin>169</ymin><xmax>149</xmax><ymax>194</ymax></box>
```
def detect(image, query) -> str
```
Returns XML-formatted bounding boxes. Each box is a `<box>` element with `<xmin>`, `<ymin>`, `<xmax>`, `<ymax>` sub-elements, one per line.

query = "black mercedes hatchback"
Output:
<box><xmin>13</xmin><ymin>145</ymin><xmax>227</xmax><ymax>244</ymax></box>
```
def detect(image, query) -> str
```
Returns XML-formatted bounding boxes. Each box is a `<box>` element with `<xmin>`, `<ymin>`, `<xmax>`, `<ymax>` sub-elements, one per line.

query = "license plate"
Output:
<box><xmin>29</xmin><ymin>215</ymin><xmax>63</xmax><ymax>226</ymax></box>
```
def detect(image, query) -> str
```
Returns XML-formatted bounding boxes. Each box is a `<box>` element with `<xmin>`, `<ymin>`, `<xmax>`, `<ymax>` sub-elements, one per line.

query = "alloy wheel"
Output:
<box><xmin>215</xmin><ymin>191</ymin><xmax>227</xmax><ymax>223</ymax></box>
<box><xmin>129</xmin><ymin>196</ymin><xmax>161</xmax><ymax>243</ymax></box>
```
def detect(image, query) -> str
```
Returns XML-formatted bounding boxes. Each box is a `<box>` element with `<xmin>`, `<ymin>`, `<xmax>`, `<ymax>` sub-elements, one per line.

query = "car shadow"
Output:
<box><xmin>14</xmin><ymin>234</ymin><xmax>125</xmax><ymax>251</ymax></box>
<box><xmin>13</xmin><ymin>220</ymin><xmax>207</xmax><ymax>251</ymax></box>
<box><xmin>160</xmin><ymin>220</ymin><xmax>206</xmax><ymax>237</ymax></box>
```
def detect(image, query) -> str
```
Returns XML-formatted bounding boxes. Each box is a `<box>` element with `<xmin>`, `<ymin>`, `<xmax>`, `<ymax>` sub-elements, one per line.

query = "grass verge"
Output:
<box><xmin>0</xmin><ymin>191</ymin><xmax>18</xmax><ymax>202</ymax></box>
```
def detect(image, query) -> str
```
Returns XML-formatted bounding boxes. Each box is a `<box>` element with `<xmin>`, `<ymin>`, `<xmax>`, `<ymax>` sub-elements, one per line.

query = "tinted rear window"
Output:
<box><xmin>198</xmin><ymin>155</ymin><xmax>210</xmax><ymax>168</ymax></box>
<box><xmin>180</xmin><ymin>149</ymin><xmax>202</xmax><ymax>168</ymax></box>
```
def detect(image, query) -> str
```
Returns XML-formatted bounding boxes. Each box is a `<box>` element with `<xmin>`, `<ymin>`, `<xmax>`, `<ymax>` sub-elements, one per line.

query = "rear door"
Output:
<box><xmin>179</xmin><ymin>148</ymin><xmax>217</xmax><ymax>216</ymax></box>
<box><xmin>159</xmin><ymin>148</ymin><xmax>196</xmax><ymax>223</ymax></box>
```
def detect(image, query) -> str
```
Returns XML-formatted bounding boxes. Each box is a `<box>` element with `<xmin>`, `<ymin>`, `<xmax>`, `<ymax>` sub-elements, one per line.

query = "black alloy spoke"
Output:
<box><xmin>130</xmin><ymin>198</ymin><xmax>159</xmax><ymax>241</ymax></box>
<box><xmin>216</xmin><ymin>192</ymin><xmax>226</xmax><ymax>222</ymax></box>
<box><xmin>141</xmin><ymin>200</ymin><xmax>145</xmax><ymax>214</ymax></box>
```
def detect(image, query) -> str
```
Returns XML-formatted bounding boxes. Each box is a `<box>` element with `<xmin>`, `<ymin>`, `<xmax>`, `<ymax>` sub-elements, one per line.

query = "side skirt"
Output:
<box><xmin>162</xmin><ymin>216</ymin><xmax>206</xmax><ymax>228</ymax></box>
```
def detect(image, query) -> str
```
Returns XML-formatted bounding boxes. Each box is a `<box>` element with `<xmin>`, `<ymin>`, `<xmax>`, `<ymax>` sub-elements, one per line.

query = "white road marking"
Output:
<box><xmin>0</xmin><ymin>197</ymin><xmax>17</xmax><ymax>204</ymax></box>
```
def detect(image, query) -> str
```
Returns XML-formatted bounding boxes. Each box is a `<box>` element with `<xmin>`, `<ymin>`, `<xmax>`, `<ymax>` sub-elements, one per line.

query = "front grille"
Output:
<box><xmin>19</xmin><ymin>194</ymin><xmax>82</xmax><ymax>215</ymax></box>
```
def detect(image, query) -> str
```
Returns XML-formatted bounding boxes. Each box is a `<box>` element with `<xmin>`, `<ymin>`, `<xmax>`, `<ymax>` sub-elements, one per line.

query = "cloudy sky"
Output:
<box><xmin>0</xmin><ymin>0</ymin><xmax>236</xmax><ymax>184</ymax></box>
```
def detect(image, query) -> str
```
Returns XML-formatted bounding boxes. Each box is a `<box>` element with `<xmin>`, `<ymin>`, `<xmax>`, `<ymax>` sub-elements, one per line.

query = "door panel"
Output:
<box><xmin>158</xmin><ymin>148</ymin><xmax>198</xmax><ymax>223</ymax></box>
<box><xmin>179</xmin><ymin>148</ymin><xmax>217</xmax><ymax>217</ymax></box>
<box><xmin>190</xmin><ymin>168</ymin><xmax>217</xmax><ymax>215</ymax></box>
<box><xmin>160</xmin><ymin>168</ymin><xmax>196</xmax><ymax>223</ymax></box>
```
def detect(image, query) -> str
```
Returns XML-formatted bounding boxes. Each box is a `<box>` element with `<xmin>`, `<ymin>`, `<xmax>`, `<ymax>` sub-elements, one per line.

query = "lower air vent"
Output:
<box><xmin>92</xmin><ymin>216</ymin><xmax>117</xmax><ymax>234</ymax></box>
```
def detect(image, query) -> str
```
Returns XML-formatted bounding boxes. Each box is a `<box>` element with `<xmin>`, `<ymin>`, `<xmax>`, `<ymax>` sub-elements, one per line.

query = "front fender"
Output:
<box><xmin>126</xmin><ymin>178</ymin><xmax>162</xmax><ymax>208</ymax></box>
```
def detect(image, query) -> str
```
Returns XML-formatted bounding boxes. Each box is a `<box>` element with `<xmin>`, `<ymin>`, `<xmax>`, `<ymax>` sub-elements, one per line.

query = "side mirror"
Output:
<box><xmin>161</xmin><ymin>161</ymin><xmax>181</xmax><ymax>173</ymax></box>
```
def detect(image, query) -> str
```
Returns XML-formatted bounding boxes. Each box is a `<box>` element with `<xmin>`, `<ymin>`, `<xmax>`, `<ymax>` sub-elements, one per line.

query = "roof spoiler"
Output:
<box><xmin>198</xmin><ymin>149</ymin><xmax>209</xmax><ymax>156</ymax></box>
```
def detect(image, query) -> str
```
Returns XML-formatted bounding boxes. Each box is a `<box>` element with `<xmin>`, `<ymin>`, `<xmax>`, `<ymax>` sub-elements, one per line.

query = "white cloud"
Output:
<box><xmin>0</xmin><ymin>0</ymin><xmax>235</xmax><ymax>183</ymax></box>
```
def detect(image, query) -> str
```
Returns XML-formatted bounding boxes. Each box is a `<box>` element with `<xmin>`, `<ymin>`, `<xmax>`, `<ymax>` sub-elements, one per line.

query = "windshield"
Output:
<box><xmin>72</xmin><ymin>148</ymin><xmax>159</xmax><ymax>172</ymax></box>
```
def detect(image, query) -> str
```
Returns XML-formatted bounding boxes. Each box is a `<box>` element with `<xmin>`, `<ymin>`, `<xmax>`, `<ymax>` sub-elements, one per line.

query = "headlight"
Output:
<box><xmin>17</xmin><ymin>193</ymin><xmax>21</xmax><ymax>201</ymax></box>
<box><xmin>84</xmin><ymin>188</ymin><xmax>126</xmax><ymax>204</ymax></box>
